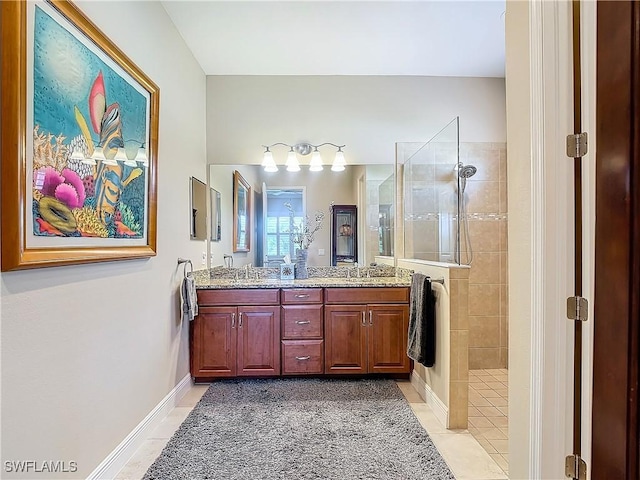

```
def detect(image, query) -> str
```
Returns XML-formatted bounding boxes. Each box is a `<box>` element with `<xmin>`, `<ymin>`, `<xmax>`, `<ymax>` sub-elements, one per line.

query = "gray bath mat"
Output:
<box><xmin>143</xmin><ymin>378</ymin><xmax>454</xmax><ymax>479</ymax></box>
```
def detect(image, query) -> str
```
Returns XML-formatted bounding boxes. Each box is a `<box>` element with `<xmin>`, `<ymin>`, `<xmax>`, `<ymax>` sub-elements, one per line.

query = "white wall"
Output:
<box><xmin>206</xmin><ymin>75</ymin><xmax>506</xmax><ymax>167</ymax></box>
<box><xmin>0</xmin><ymin>2</ymin><xmax>207</xmax><ymax>478</ymax></box>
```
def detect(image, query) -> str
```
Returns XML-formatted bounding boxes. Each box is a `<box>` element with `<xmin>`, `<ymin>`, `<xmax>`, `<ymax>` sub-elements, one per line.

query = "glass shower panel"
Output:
<box><xmin>400</xmin><ymin>117</ymin><xmax>459</xmax><ymax>263</ymax></box>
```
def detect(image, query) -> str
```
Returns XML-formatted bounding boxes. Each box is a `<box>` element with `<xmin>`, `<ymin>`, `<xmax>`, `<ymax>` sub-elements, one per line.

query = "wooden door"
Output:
<box><xmin>191</xmin><ymin>306</ymin><xmax>236</xmax><ymax>378</ymax></box>
<box><xmin>236</xmin><ymin>306</ymin><xmax>280</xmax><ymax>376</ymax></box>
<box><xmin>592</xmin><ymin>2</ymin><xmax>640</xmax><ymax>478</ymax></box>
<box><xmin>367</xmin><ymin>304</ymin><xmax>410</xmax><ymax>373</ymax></box>
<box><xmin>324</xmin><ymin>305</ymin><xmax>367</xmax><ymax>374</ymax></box>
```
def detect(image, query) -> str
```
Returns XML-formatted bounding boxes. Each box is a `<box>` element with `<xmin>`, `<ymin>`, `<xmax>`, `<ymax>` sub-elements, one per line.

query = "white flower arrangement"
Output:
<box><xmin>284</xmin><ymin>202</ymin><xmax>331</xmax><ymax>250</ymax></box>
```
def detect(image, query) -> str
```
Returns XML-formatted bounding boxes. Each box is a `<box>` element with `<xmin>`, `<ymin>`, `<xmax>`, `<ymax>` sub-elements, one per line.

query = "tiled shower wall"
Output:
<box><xmin>462</xmin><ymin>143</ymin><xmax>508</xmax><ymax>369</ymax></box>
<box><xmin>399</xmin><ymin>141</ymin><xmax>508</xmax><ymax>369</ymax></box>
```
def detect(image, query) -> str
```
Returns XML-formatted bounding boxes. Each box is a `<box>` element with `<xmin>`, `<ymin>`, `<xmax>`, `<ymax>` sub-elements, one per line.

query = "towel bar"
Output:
<box><xmin>411</xmin><ymin>273</ymin><xmax>445</xmax><ymax>285</ymax></box>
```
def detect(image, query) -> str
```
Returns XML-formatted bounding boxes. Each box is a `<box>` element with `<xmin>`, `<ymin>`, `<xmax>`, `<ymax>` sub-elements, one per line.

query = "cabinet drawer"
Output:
<box><xmin>282</xmin><ymin>305</ymin><xmax>323</xmax><ymax>339</ymax></box>
<box><xmin>197</xmin><ymin>289</ymin><xmax>279</xmax><ymax>306</ymax></box>
<box><xmin>281</xmin><ymin>288</ymin><xmax>323</xmax><ymax>304</ymax></box>
<box><xmin>324</xmin><ymin>287</ymin><xmax>409</xmax><ymax>304</ymax></box>
<box><xmin>282</xmin><ymin>340</ymin><xmax>324</xmax><ymax>375</ymax></box>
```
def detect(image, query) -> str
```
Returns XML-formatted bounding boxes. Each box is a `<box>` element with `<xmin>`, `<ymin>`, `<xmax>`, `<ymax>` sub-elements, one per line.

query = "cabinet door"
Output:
<box><xmin>324</xmin><ymin>305</ymin><xmax>367</xmax><ymax>374</ymax></box>
<box><xmin>367</xmin><ymin>304</ymin><xmax>410</xmax><ymax>373</ymax></box>
<box><xmin>191</xmin><ymin>307</ymin><xmax>237</xmax><ymax>378</ymax></box>
<box><xmin>237</xmin><ymin>306</ymin><xmax>281</xmax><ymax>376</ymax></box>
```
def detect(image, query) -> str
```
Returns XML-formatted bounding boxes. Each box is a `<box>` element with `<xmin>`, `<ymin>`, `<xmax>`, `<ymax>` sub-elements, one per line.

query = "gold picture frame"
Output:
<box><xmin>233</xmin><ymin>170</ymin><xmax>251</xmax><ymax>253</ymax></box>
<box><xmin>0</xmin><ymin>0</ymin><xmax>159</xmax><ymax>271</ymax></box>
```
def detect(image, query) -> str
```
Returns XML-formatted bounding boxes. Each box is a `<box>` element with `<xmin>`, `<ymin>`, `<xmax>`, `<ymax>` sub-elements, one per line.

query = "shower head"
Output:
<box><xmin>458</xmin><ymin>164</ymin><xmax>477</xmax><ymax>179</ymax></box>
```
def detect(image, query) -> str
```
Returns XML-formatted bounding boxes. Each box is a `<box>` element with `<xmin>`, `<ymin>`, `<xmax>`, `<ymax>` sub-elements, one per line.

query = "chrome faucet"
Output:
<box><xmin>244</xmin><ymin>264</ymin><xmax>251</xmax><ymax>279</ymax></box>
<box><xmin>354</xmin><ymin>262</ymin><xmax>361</xmax><ymax>278</ymax></box>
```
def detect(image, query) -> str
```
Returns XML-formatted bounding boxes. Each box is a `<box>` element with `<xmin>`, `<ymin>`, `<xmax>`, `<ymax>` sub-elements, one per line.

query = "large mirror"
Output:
<box><xmin>190</xmin><ymin>176</ymin><xmax>207</xmax><ymax>240</ymax></box>
<box><xmin>233</xmin><ymin>170</ymin><xmax>251</xmax><ymax>252</ymax></box>
<box><xmin>210</xmin><ymin>164</ymin><xmax>395</xmax><ymax>267</ymax></box>
<box><xmin>210</xmin><ymin>187</ymin><xmax>221</xmax><ymax>242</ymax></box>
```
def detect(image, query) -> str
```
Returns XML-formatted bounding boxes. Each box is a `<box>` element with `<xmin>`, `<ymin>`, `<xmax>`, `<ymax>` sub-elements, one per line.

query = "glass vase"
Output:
<box><xmin>295</xmin><ymin>248</ymin><xmax>309</xmax><ymax>279</ymax></box>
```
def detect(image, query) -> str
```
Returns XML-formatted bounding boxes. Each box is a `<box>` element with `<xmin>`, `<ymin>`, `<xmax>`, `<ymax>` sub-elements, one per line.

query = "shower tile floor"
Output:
<box><xmin>468</xmin><ymin>368</ymin><xmax>509</xmax><ymax>475</ymax></box>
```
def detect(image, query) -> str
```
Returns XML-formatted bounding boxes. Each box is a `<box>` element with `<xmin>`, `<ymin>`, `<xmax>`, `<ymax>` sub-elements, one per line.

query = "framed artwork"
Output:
<box><xmin>0</xmin><ymin>0</ymin><xmax>159</xmax><ymax>271</ymax></box>
<box><xmin>233</xmin><ymin>170</ymin><xmax>251</xmax><ymax>253</ymax></box>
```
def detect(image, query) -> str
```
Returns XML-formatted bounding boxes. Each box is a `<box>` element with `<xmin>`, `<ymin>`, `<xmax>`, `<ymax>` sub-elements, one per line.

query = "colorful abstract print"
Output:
<box><xmin>32</xmin><ymin>6</ymin><xmax>147</xmax><ymax>239</ymax></box>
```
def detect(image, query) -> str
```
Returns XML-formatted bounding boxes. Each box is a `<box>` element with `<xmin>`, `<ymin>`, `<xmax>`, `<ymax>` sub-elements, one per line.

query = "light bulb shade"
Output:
<box><xmin>134</xmin><ymin>147</ymin><xmax>148</xmax><ymax>167</ymax></box>
<box><xmin>285</xmin><ymin>150</ymin><xmax>300</xmax><ymax>172</ymax></box>
<box><xmin>309</xmin><ymin>151</ymin><xmax>323</xmax><ymax>171</ymax></box>
<box><xmin>263</xmin><ymin>152</ymin><xmax>278</xmax><ymax>172</ymax></box>
<box><xmin>91</xmin><ymin>146</ymin><xmax>106</xmax><ymax>162</ymax></box>
<box><xmin>70</xmin><ymin>148</ymin><xmax>85</xmax><ymax>161</ymax></box>
<box><xmin>331</xmin><ymin>150</ymin><xmax>346</xmax><ymax>171</ymax></box>
<box><xmin>261</xmin><ymin>150</ymin><xmax>273</xmax><ymax>167</ymax></box>
<box><xmin>114</xmin><ymin>147</ymin><xmax>129</xmax><ymax>162</ymax></box>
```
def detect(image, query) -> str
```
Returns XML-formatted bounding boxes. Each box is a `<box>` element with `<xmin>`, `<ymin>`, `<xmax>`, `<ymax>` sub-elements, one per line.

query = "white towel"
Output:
<box><xmin>181</xmin><ymin>275</ymin><xmax>198</xmax><ymax>321</ymax></box>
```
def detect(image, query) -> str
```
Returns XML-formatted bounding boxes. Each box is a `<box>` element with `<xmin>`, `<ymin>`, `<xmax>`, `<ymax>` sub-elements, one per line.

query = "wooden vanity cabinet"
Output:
<box><xmin>191</xmin><ymin>290</ymin><xmax>280</xmax><ymax>380</ymax></box>
<box><xmin>191</xmin><ymin>285</ymin><xmax>410</xmax><ymax>380</ymax></box>
<box><xmin>324</xmin><ymin>288</ymin><xmax>410</xmax><ymax>374</ymax></box>
<box><xmin>280</xmin><ymin>288</ymin><xmax>324</xmax><ymax>375</ymax></box>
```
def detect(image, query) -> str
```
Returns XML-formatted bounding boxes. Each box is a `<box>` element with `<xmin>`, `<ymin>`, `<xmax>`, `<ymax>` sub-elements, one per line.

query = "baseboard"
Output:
<box><xmin>411</xmin><ymin>370</ymin><xmax>449</xmax><ymax>428</ymax></box>
<box><xmin>87</xmin><ymin>374</ymin><xmax>192</xmax><ymax>480</ymax></box>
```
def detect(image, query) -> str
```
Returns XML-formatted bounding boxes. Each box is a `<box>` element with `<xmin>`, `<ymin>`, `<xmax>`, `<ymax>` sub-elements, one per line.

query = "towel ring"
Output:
<box><xmin>177</xmin><ymin>258</ymin><xmax>193</xmax><ymax>278</ymax></box>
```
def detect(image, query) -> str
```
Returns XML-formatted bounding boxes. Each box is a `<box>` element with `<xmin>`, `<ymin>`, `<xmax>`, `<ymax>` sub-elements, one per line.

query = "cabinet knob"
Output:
<box><xmin>238</xmin><ymin>312</ymin><xmax>243</xmax><ymax>327</ymax></box>
<box><xmin>294</xmin><ymin>294</ymin><xmax>310</xmax><ymax>299</ymax></box>
<box><xmin>369</xmin><ymin>311</ymin><xmax>373</xmax><ymax>325</ymax></box>
<box><xmin>295</xmin><ymin>356</ymin><xmax>311</xmax><ymax>361</ymax></box>
<box><xmin>361</xmin><ymin>311</ymin><xmax>366</xmax><ymax>326</ymax></box>
<box><xmin>231</xmin><ymin>313</ymin><xmax>236</xmax><ymax>328</ymax></box>
<box><xmin>295</xmin><ymin>320</ymin><xmax>311</xmax><ymax>325</ymax></box>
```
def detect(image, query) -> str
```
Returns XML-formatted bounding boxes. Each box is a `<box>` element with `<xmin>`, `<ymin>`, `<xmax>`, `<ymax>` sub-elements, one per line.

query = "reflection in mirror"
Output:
<box><xmin>209</xmin><ymin>164</ymin><xmax>394</xmax><ymax>267</ymax></box>
<box><xmin>363</xmin><ymin>165</ymin><xmax>395</xmax><ymax>265</ymax></box>
<box><xmin>190</xmin><ymin>177</ymin><xmax>207</xmax><ymax>240</ymax></box>
<box><xmin>210</xmin><ymin>188</ymin><xmax>221</xmax><ymax>242</ymax></box>
<box><xmin>378</xmin><ymin>173</ymin><xmax>394</xmax><ymax>256</ymax></box>
<box><xmin>233</xmin><ymin>170</ymin><xmax>251</xmax><ymax>252</ymax></box>
<box><xmin>263</xmin><ymin>187</ymin><xmax>305</xmax><ymax>266</ymax></box>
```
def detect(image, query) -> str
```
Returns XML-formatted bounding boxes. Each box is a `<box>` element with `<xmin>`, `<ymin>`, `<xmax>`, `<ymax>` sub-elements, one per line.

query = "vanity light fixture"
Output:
<box><xmin>78</xmin><ymin>140</ymin><xmax>149</xmax><ymax>168</ymax></box>
<box><xmin>261</xmin><ymin>142</ymin><xmax>347</xmax><ymax>172</ymax></box>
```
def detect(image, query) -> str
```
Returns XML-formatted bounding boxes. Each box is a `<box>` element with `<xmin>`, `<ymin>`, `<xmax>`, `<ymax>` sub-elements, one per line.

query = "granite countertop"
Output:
<box><xmin>194</xmin><ymin>276</ymin><xmax>411</xmax><ymax>290</ymax></box>
<box><xmin>193</xmin><ymin>264</ymin><xmax>412</xmax><ymax>290</ymax></box>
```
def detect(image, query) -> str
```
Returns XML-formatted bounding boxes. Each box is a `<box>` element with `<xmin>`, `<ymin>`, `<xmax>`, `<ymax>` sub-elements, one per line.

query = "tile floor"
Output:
<box><xmin>117</xmin><ymin>380</ymin><xmax>508</xmax><ymax>480</ymax></box>
<box><xmin>468</xmin><ymin>368</ymin><xmax>509</xmax><ymax>475</ymax></box>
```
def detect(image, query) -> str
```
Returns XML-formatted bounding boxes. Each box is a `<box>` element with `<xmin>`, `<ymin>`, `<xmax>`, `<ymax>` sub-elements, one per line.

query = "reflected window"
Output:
<box><xmin>265</xmin><ymin>189</ymin><xmax>303</xmax><ymax>260</ymax></box>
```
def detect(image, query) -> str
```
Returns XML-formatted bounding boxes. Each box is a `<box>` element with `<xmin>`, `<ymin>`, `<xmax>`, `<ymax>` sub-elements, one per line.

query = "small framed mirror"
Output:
<box><xmin>190</xmin><ymin>177</ymin><xmax>207</xmax><ymax>240</ymax></box>
<box><xmin>210</xmin><ymin>187</ymin><xmax>221</xmax><ymax>242</ymax></box>
<box><xmin>233</xmin><ymin>170</ymin><xmax>251</xmax><ymax>252</ymax></box>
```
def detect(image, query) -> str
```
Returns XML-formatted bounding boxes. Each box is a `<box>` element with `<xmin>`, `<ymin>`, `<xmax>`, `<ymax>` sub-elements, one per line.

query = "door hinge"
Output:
<box><xmin>565</xmin><ymin>454</ymin><xmax>587</xmax><ymax>480</ymax></box>
<box><xmin>566</xmin><ymin>132</ymin><xmax>588</xmax><ymax>158</ymax></box>
<box><xmin>567</xmin><ymin>296</ymin><xmax>588</xmax><ymax>322</ymax></box>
